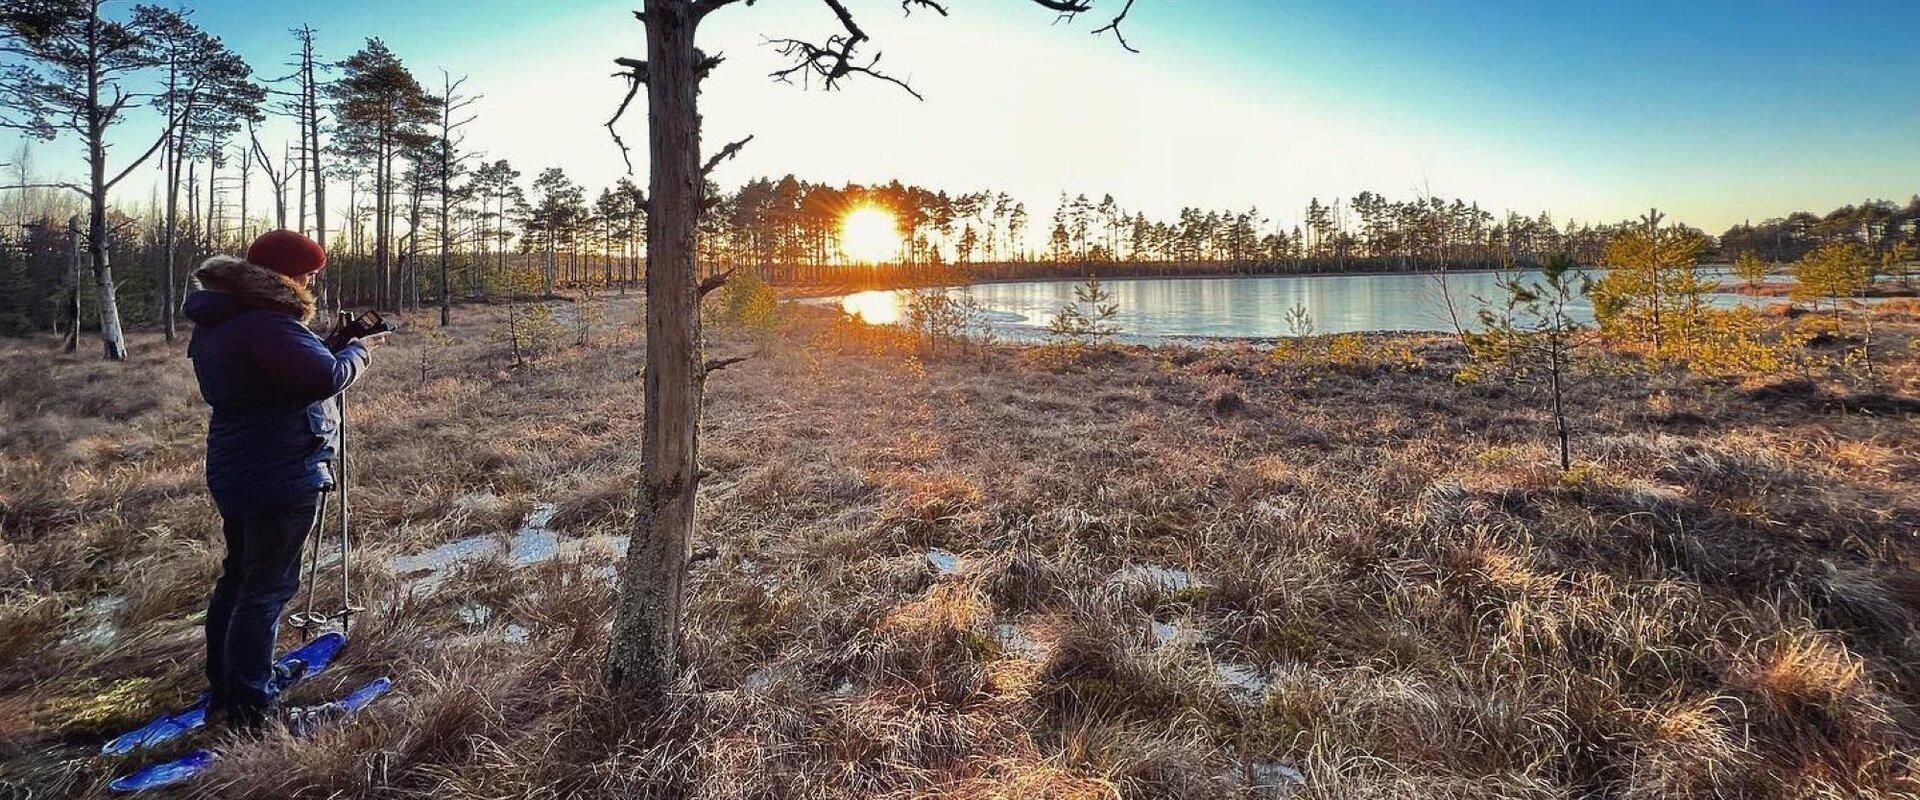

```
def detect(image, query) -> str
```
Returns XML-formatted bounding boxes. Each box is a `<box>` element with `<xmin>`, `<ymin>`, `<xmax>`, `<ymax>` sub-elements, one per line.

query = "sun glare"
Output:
<box><xmin>840</xmin><ymin>205</ymin><xmax>902</xmax><ymax>264</ymax></box>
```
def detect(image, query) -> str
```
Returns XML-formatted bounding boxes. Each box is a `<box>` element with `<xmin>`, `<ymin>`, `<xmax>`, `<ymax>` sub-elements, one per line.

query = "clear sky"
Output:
<box><xmin>12</xmin><ymin>0</ymin><xmax>1920</xmax><ymax>235</ymax></box>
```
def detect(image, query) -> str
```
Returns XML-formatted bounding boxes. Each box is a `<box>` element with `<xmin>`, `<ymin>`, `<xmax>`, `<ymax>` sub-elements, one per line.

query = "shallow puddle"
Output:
<box><xmin>925</xmin><ymin>548</ymin><xmax>960</xmax><ymax>576</ymax></box>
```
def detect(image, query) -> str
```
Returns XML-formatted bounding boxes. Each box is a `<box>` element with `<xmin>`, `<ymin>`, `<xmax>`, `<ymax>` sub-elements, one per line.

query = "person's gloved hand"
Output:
<box><xmin>352</xmin><ymin>332</ymin><xmax>391</xmax><ymax>350</ymax></box>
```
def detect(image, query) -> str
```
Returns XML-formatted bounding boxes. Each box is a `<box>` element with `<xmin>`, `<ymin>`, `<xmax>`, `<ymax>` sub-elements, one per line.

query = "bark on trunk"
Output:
<box><xmin>160</xmin><ymin>64</ymin><xmax>180</xmax><ymax>342</ymax></box>
<box><xmin>311</xmin><ymin>90</ymin><xmax>327</xmax><ymax>313</ymax></box>
<box><xmin>376</xmin><ymin>137</ymin><xmax>390</xmax><ymax>309</ymax></box>
<box><xmin>163</xmin><ymin>114</ymin><xmax>187</xmax><ymax>342</ymax></box>
<box><xmin>62</xmin><ymin>218</ymin><xmax>80</xmax><ymax>353</ymax></box>
<box><xmin>438</xmin><ymin>112</ymin><xmax>452</xmax><ymax>327</ymax></box>
<box><xmin>85</xmin><ymin>7</ymin><xmax>125</xmax><ymax>361</ymax></box>
<box><xmin>606</xmin><ymin>0</ymin><xmax>703</xmax><ymax>697</ymax></box>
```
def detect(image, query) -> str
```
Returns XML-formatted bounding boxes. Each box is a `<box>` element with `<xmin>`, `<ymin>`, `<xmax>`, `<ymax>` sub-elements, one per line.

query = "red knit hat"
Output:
<box><xmin>247</xmin><ymin>230</ymin><xmax>327</xmax><ymax>277</ymax></box>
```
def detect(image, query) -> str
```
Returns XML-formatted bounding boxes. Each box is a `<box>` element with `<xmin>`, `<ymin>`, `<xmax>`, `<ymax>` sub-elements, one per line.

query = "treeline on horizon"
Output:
<box><xmin>711</xmin><ymin>178</ymin><xmax>1920</xmax><ymax>286</ymax></box>
<box><xmin>2</xmin><ymin>1</ymin><xmax>1918</xmax><ymax>341</ymax></box>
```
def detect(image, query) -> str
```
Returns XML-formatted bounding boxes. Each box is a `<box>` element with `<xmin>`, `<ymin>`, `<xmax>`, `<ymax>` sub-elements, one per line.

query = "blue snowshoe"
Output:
<box><xmin>101</xmin><ymin>632</ymin><xmax>348</xmax><ymax>757</ymax></box>
<box><xmin>108</xmin><ymin>676</ymin><xmax>393</xmax><ymax>793</ymax></box>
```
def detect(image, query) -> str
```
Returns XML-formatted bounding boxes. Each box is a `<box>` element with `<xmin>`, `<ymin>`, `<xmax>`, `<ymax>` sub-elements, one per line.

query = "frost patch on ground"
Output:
<box><xmin>1235</xmin><ymin>761</ymin><xmax>1306</xmax><ymax>797</ymax></box>
<box><xmin>388</xmin><ymin>503</ymin><xmax>626</xmax><ymax>594</ymax></box>
<box><xmin>744</xmin><ymin>667</ymin><xmax>774</xmax><ymax>691</ymax></box>
<box><xmin>387</xmin><ymin>535</ymin><xmax>500</xmax><ymax>593</ymax></box>
<box><xmin>993</xmin><ymin>623</ymin><xmax>1049</xmax><ymax>660</ymax></box>
<box><xmin>1113</xmin><ymin>563</ymin><xmax>1197</xmax><ymax>592</ymax></box>
<box><xmin>457</xmin><ymin>602</ymin><xmax>530</xmax><ymax>644</ymax></box>
<box><xmin>1151</xmin><ymin>620</ymin><xmax>1201</xmax><ymax>646</ymax></box>
<box><xmin>1215</xmin><ymin>662</ymin><xmax>1267</xmax><ymax>699</ymax></box>
<box><xmin>61</xmin><ymin>595</ymin><xmax>125</xmax><ymax>648</ymax></box>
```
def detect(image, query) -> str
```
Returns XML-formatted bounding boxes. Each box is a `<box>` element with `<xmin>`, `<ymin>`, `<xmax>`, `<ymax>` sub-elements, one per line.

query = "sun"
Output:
<box><xmin>840</xmin><ymin>205</ymin><xmax>902</xmax><ymax>264</ymax></box>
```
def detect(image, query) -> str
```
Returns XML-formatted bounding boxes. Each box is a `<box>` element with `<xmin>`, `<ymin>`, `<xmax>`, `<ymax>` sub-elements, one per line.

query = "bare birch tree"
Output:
<box><xmin>432</xmin><ymin>70</ymin><xmax>477</xmax><ymax>327</ymax></box>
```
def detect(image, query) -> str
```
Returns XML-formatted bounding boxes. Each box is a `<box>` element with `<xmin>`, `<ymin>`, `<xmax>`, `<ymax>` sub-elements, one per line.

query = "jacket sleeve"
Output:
<box><xmin>250</xmin><ymin>314</ymin><xmax>371</xmax><ymax>404</ymax></box>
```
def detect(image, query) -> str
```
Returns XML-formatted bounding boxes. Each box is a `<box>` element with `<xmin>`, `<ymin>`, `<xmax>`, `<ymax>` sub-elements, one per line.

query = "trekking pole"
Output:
<box><xmin>289</xmin><ymin>490</ymin><xmax>330</xmax><ymax>639</ymax></box>
<box><xmin>333</xmin><ymin>389</ymin><xmax>365</xmax><ymax>634</ymax></box>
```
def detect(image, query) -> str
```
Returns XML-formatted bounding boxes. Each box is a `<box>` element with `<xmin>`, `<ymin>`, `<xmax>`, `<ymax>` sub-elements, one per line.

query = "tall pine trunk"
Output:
<box><xmin>606</xmin><ymin>0</ymin><xmax>703</xmax><ymax>696</ymax></box>
<box><xmin>438</xmin><ymin>109</ymin><xmax>452</xmax><ymax>326</ymax></box>
<box><xmin>160</xmin><ymin>65</ymin><xmax>180</xmax><ymax>342</ymax></box>
<box><xmin>311</xmin><ymin>87</ymin><xmax>328</xmax><ymax>312</ymax></box>
<box><xmin>85</xmin><ymin>6</ymin><xmax>125</xmax><ymax>361</ymax></box>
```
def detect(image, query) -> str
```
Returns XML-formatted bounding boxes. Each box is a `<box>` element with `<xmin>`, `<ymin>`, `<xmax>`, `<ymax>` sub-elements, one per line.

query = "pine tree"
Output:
<box><xmin>1046</xmin><ymin>276</ymin><xmax>1120</xmax><ymax>343</ymax></box>
<box><xmin>598</xmin><ymin>0</ymin><xmax>1147</xmax><ymax>698</ymax></box>
<box><xmin>1732</xmin><ymin>250</ymin><xmax>1770</xmax><ymax>288</ymax></box>
<box><xmin>1791</xmin><ymin>241</ymin><xmax>1869</xmax><ymax>326</ymax></box>
<box><xmin>1464</xmin><ymin>254</ymin><xmax>1589</xmax><ymax>471</ymax></box>
<box><xmin>147</xmin><ymin>6</ymin><xmax>259</xmax><ymax>341</ymax></box>
<box><xmin>0</xmin><ymin>0</ymin><xmax>176</xmax><ymax>359</ymax></box>
<box><xmin>1589</xmin><ymin>209</ymin><xmax>1710</xmax><ymax>360</ymax></box>
<box><xmin>329</xmin><ymin>38</ymin><xmax>433</xmax><ymax>310</ymax></box>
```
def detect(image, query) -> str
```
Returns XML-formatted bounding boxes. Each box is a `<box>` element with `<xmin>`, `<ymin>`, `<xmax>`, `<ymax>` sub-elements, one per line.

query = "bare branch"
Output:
<box><xmin>702</xmin><ymin>355</ymin><xmax>750</xmax><ymax>375</ymax></box>
<box><xmin>0</xmin><ymin>182</ymin><xmax>88</xmax><ymax>197</ymax></box>
<box><xmin>701</xmin><ymin>135</ymin><xmax>753</xmax><ymax>177</ymax></box>
<box><xmin>605</xmin><ymin>57</ymin><xmax>649</xmax><ymax>174</ymax></box>
<box><xmin>249</xmin><ymin>125</ymin><xmax>285</xmax><ymax>189</ymax></box>
<box><xmin>103</xmin><ymin>126</ymin><xmax>173</xmax><ymax>192</ymax></box>
<box><xmin>1026</xmin><ymin>0</ymin><xmax>1138</xmax><ymax>51</ymax></box>
<box><xmin>766</xmin><ymin>0</ymin><xmax>925</xmax><ymax>100</ymax></box>
<box><xmin>1088</xmin><ymin>0</ymin><xmax>1140</xmax><ymax>52</ymax></box>
<box><xmin>697</xmin><ymin>268</ymin><xmax>735</xmax><ymax>299</ymax></box>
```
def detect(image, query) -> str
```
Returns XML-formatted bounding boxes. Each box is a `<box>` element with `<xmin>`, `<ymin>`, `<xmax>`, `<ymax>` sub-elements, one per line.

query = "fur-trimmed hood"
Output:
<box><xmin>189</xmin><ymin>255</ymin><xmax>316</xmax><ymax>323</ymax></box>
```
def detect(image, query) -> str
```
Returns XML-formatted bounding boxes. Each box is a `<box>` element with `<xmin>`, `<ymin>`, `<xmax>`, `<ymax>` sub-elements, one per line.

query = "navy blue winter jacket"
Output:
<box><xmin>184</xmin><ymin>256</ymin><xmax>370</xmax><ymax>518</ymax></box>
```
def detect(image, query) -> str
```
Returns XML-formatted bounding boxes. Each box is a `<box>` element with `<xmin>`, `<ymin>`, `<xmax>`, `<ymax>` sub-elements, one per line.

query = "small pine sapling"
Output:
<box><xmin>1732</xmin><ymin>250</ymin><xmax>1770</xmax><ymax>288</ymax></box>
<box><xmin>577</xmin><ymin>284</ymin><xmax>605</xmax><ymax>348</ymax></box>
<box><xmin>1046</xmin><ymin>276</ymin><xmax>1120</xmax><ymax>344</ymax></box>
<box><xmin>1465</xmin><ymin>254</ymin><xmax>1589</xmax><ymax>472</ymax></box>
<box><xmin>417</xmin><ymin>324</ymin><xmax>454</xmax><ymax>388</ymax></box>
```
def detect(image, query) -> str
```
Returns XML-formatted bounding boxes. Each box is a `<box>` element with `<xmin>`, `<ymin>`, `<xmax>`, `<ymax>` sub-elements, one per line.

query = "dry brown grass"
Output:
<box><xmin>1</xmin><ymin>297</ymin><xmax>1917</xmax><ymax>798</ymax></box>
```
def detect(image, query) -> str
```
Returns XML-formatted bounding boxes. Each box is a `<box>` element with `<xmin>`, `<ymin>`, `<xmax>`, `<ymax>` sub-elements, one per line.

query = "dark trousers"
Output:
<box><xmin>206</xmin><ymin>494</ymin><xmax>321</xmax><ymax>713</ymax></box>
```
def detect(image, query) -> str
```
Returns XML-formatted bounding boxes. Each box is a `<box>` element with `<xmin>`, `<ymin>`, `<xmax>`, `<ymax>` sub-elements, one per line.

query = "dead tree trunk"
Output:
<box><xmin>299</xmin><ymin>26</ymin><xmax>328</xmax><ymax>311</ymax></box>
<box><xmin>597</xmin><ymin>0</ymin><xmax>1143</xmax><ymax>700</ymax></box>
<box><xmin>606</xmin><ymin>0</ymin><xmax>703</xmax><ymax>696</ymax></box>
<box><xmin>84</xmin><ymin>9</ymin><xmax>126</xmax><ymax>361</ymax></box>
<box><xmin>62</xmin><ymin>216</ymin><xmax>80</xmax><ymax>353</ymax></box>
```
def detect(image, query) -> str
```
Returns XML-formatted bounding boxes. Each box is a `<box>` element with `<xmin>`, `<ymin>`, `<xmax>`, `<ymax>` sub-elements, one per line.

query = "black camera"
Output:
<box><xmin>324</xmin><ymin>310</ymin><xmax>397</xmax><ymax>352</ymax></box>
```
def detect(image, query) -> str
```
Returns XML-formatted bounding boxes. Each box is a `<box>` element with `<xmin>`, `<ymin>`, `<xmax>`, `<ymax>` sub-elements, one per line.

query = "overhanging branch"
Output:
<box><xmin>1028</xmin><ymin>0</ymin><xmax>1139</xmax><ymax>51</ymax></box>
<box><xmin>697</xmin><ymin>268</ymin><xmax>735</xmax><ymax>298</ymax></box>
<box><xmin>103</xmin><ymin>125</ymin><xmax>173</xmax><ymax>192</ymax></box>
<box><xmin>0</xmin><ymin>181</ymin><xmax>88</xmax><ymax>197</ymax></box>
<box><xmin>702</xmin><ymin>355</ymin><xmax>750</xmax><ymax>376</ymax></box>
<box><xmin>605</xmin><ymin>56</ymin><xmax>649</xmax><ymax>173</ymax></box>
<box><xmin>701</xmin><ymin>135</ymin><xmax>753</xmax><ymax>177</ymax></box>
<box><xmin>767</xmin><ymin>0</ymin><xmax>926</xmax><ymax>100</ymax></box>
<box><xmin>1088</xmin><ymin>0</ymin><xmax>1140</xmax><ymax>52</ymax></box>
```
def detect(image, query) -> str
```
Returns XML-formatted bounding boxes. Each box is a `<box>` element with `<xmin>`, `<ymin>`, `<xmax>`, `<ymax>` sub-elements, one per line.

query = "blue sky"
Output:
<box><xmin>10</xmin><ymin>0</ymin><xmax>1919</xmax><ymax>234</ymax></box>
